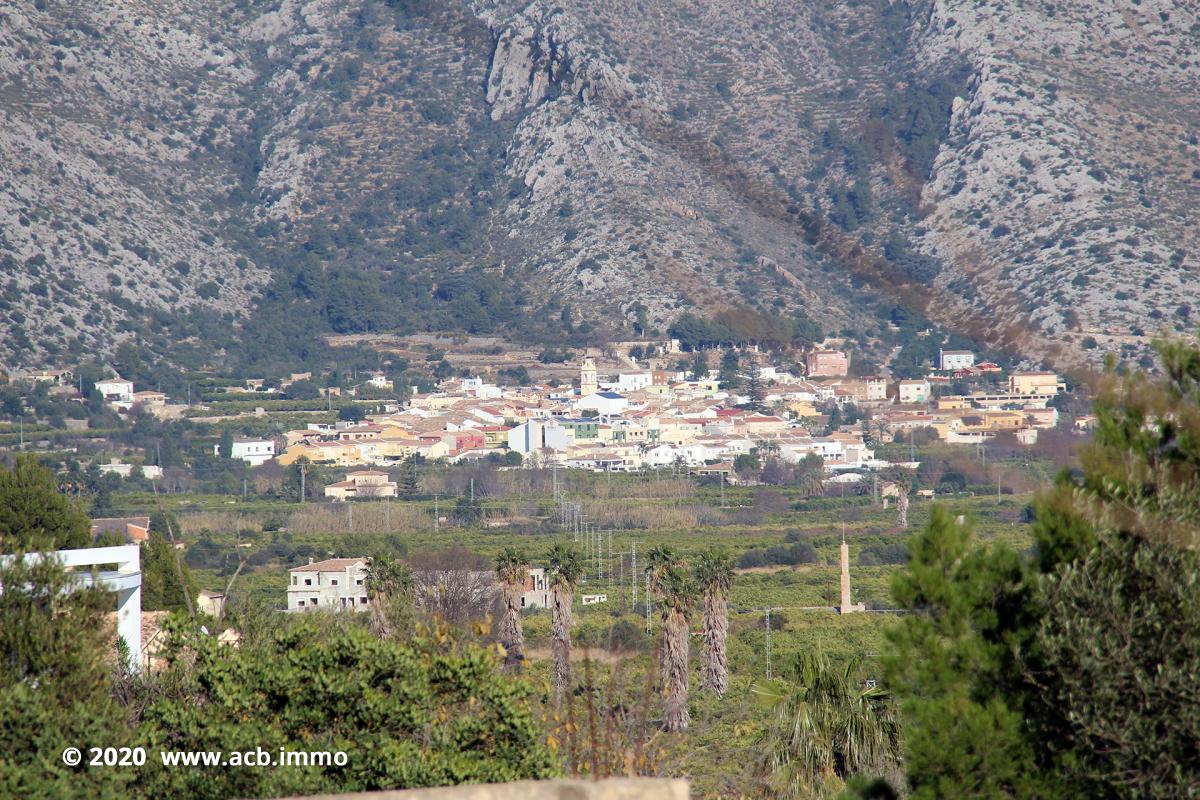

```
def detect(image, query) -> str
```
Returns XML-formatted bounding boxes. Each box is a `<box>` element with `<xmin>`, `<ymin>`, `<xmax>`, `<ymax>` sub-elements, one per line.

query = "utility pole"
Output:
<box><xmin>470</xmin><ymin>477</ymin><xmax>474</xmax><ymax>504</ymax></box>
<box><xmin>434</xmin><ymin>494</ymin><xmax>440</xmax><ymax>532</ymax></box>
<box><xmin>631</xmin><ymin>542</ymin><xmax>637</xmax><ymax>610</ymax></box>
<box><xmin>299</xmin><ymin>463</ymin><xmax>306</xmax><ymax>504</ymax></box>
<box><xmin>997</xmin><ymin>469</ymin><xmax>1002</xmax><ymax>504</ymax></box>
<box><xmin>348</xmin><ymin>502</ymin><xmax>353</xmax><ymax>531</ymax></box>
<box><xmin>619</xmin><ymin>555</ymin><xmax>624</xmax><ymax>611</ymax></box>
<box><xmin>719</xmin><ymin>471</ymin><xmax>725</xmax><ymax>508</ymax></box>
<box><xmin>766</xmin><ymin>608</ymin><xmax>772</xmax><ymax>679</ymax></box>
<box><xmin>386</xmin><ymin>498</ymin><xmax>391</xmax><ymax>530</ymax></box>
<box><xmin>645</xmin><ymin>574</ymin><xmax>652</xmax><ymax>634</ymax></box>
<box><xmin>242</xmin><ymin>478</ymin><xmax>247</xmax><ymax>501</ymax></box>
<box><xmin>608</xmin><ymin>529</ymin><xmax>613</xmax><ymax>587</ymax></box>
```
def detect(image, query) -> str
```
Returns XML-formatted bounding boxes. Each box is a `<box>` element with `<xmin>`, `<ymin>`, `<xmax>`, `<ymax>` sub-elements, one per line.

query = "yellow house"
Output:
<box><xmin>278</xmin><ymin>441</ymin><xmax>363</xmax><ymax>467</ymax></box>
<box><xmin>375</xmin><ymin>438</ymin><xmax>423</xmax><ymax>461</ymax></box>
<box><xmin>787</xmin><ymin>400</ymin><xmax>820</xmax><ymax>417</ymax></box>
<box><xmin>936</xmin><ymin>396</ymin><xmax>972</xmax><ymax>410</ymax></box>
<box><xmin>1008</xmin><ymin>371</ymin><xmax>1064</xmax><ymax>396</ymax></box>
<box><xmin>980</xmin><ymin>410</ymin><xmax>1026</xmax><ymax>430</ymax></box>
<box><xmin>415</xmin><ymin>439</ymin><xmax>451</xmax><ymax>460</ymax></box>
<box><xmin>379</xmin><ymin>425</ymin><xmax>420</xmax><ymax>441</ymax></box>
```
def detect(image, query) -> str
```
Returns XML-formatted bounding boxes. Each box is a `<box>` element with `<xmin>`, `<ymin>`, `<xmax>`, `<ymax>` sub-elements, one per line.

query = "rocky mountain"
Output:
<box><xmin>1</xmin><ymin>0</ymin><xmax>1197</xmax><ymax>370</ymax></box>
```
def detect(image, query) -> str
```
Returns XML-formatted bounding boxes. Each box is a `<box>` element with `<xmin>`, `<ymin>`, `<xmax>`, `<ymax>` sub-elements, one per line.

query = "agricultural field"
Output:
<box><xmin>106</xmin><ymin>457</ymin><xmax>1044</xmax><ymax>795</ymax></box>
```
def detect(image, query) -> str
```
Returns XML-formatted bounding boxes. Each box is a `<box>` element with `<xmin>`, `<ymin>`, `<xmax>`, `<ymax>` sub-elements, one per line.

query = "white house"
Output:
<box><xmin>365</xmin><ymin>373</ymin><xmax>393</xmax><ymax>390</ymax></box>
<box><xmin>95</xmin><ymin>377</ymin><xmax>134</xmax><ymax>404</ymax></box>
<box><xmin>939</xmin><ymin>350</ymin><xmax>975</xmax><ymax>371</ymax></box>
<box><xmin>615</xmin><ymin>372</ymin><xmax>653</xmax><ymax>392</ymax></box>
<box><xmin>287</xmin><ymin>557</ymin><xmax>370</xmax><ymax>612</ymax></box>
<box><xmin>897</xmin><ymin>379</ymin><xmax>931</xmax><ymax>405</ymax></box>
<box><xmin>97</xmin><ymin>459</ymin><xmax>163</xmax><ymax>480</ymax></box>
<box><xmin>214</xmin><ymin>438</ymin><xmax>276</xmax><ymax>466</ymax></box>
<box><xmin>576</xmin><ymin>391</ymin><xmax>629</xmax><ymax>416</ymax></box>
<box><xmin>643</xmin><ymin>443</ymin><xmax>682</xmax><ymax>467</ymax></box>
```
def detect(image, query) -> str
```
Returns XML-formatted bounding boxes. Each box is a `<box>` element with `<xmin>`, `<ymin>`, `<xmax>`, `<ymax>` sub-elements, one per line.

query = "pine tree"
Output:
<box><xmin>0</xmin><ymin>454</ymin><xmax>91</xmax><ymax>551</ymax></box>
<box><xmin>398</xmin><ymin>455</ymin><xmax>419</xmax><ymax>497</ymax></box>
<box><xmin>883</xmin><ymin>335</ymin><xmax>1200</xmax><ymax>799</ymax></box>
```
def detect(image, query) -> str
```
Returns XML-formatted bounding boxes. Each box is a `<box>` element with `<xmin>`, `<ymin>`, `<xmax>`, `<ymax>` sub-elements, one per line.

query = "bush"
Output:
<box><xmin>136</xmin><ymin>622</ymin><xmax>558</xmax><ymax>797</ymax></box>
<box><xmin>857</xmin><ymin>541</ymin><xmax>909</xmax><ymax>566</ymax></box>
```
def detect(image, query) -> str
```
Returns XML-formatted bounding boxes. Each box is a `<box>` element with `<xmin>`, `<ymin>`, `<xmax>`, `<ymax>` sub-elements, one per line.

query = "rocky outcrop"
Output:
<box><xmin>3</xmin><ymin>0</ymin><xmax>1196</xmax><ymax>367</ymax></box>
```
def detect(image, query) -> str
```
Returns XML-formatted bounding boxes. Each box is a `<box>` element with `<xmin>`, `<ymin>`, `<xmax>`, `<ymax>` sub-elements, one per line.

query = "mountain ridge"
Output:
<box><xmin>1</xmin><ymin>0</ymin><xmax>1196</xmax><ymax>371</ymax></box>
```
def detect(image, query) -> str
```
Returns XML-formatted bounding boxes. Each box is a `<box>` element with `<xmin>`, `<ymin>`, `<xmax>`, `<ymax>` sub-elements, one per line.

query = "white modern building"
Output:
<box><xmin>214</xmin><ymin>438</ymin><xmax>276</xmax><ymax>466</ymax></box>
<box><xmin>287</xmin><ymin>557</ymin><xmax>370</xmax><ymax>612</ymax></box>
<box><xmin>576</xmin><ymin>391</ymin><xmax>629</xmax><ymax>416</ymax></box>
<box><xmin>95</xmin><ymin>377</ymin><xmax>134</xmax><ymax>404</ymax></box>
<box><xmin>939</xmin><ymin>350</ymin><xmax>976</xmax><ymax>371</ymax></box>
<box><xmin>615</xmin><ymin>372</ymin><xmax>653</xmax><ymax>392</ymax></box>
<box><xmin>1</xmin><ymin>545</ymin><xmax>143</xmax><ymax>672</ymax></box>
<box><xmin>507</xmin><ymin>420</ymin><xmax>572</xmax><ymax>454</ymax></box>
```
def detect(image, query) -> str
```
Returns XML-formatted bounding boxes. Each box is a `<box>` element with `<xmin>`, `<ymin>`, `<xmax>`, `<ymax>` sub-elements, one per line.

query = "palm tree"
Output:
<box><xmin>752</xmin><ymin>651</ymin><xmax>901</xmax><ymax>798</ymax></box>
<box><xmin>644</xmin><ymin>545</ymin><xmax>682</xmax><ymax>686</ymax></box>
<box><xmin>493</xmin><ymin>547</ymin><xmax>528</xmax><ymax>671</ymax></box>
<box><xmin>644</xmin><ymin>544</ymin><xmax>679</xmax><ymax>599</ymax></box>
<box><xmin>658</xmin><ymin>565</ymin><xmax>695</xmax><ymax>732</ymax></box>
<box><xmin>546</xmin><ymin>543</ymin><xmax>583</xmax><ymax>702</ymax></box>
<box><xmin>364</xmin><ymin>554</ymin><xmax>414</xmax><ymax>639</ymax></box>
<box><xmin>693</xmin><ymin>547</ymin><xmax>735</xmax><ymax>697</ymax></box>
<box><xmin>881</xmin><ymin>467</ymin><xmax>915</xmax><ymax>530</ymax></box>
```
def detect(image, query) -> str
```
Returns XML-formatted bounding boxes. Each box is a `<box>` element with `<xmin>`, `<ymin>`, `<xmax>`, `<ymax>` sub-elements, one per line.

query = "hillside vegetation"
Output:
<box><xmin>1</xmin><ymin>0</ymin><xmax>1197</xmax><ymax>370</ymax></box>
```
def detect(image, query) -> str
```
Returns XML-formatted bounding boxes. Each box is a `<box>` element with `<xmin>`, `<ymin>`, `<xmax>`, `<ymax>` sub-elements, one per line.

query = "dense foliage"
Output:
<box><xmin>0</xmin><ymin>454</ymin><xmax>92</xmax><ymax>551</ymax></box>
<box><xmin>136</xmin><ymin>622</ymin><xmax>558</xmax><ymax>799</ymax></box>
<box><xmin>0</xmin><ymin>557</ymin><xmax>131</xmax><ymax>799</ymax></box>
<box><xmin>881</xmin><ymin>336</ymin><xmax>1200</xmax><ymax>798</ymax></box>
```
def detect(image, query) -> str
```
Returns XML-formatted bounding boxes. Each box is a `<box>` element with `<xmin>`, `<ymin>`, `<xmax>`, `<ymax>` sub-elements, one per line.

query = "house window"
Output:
<box><xmin>360</xmin><ymin>596</ymin><xmax>368</xmax><ymax>604</ymax></box>
<box><xmin>356</xmin><ymin>578</ymin><xmax>364</xmax><ymax>585</ymax></box>
<box><xmin>520</xmin><ymin>597</ymin><xmax>526</xmax><ymax>607</ymax></box>
<box><xmin>292</xmin><ymin>576</ymin><xmax>297</xmax><ymax>585</ymax></box>
<box><xmin>331</xmin><ymin>579</ymin><xmax>338</xmax><ymax>586</ymax></box>
<box><xmin>304</xmin><ymin>578</ymin><xmax>312</xmax><ymax>586</ymax></box>
<box><xmin>297</xmin><ymin>599</ymin><xmax>305</xmax><ymax>607</ymax></box>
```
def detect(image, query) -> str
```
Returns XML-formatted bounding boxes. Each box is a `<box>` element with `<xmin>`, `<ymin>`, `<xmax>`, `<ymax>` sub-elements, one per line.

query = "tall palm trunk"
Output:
<box><xmin>551</xmin><ymin>583</ymin><xmax>574</xmax><ymax>702</ymax></box>
<box><xmin>701</xmin><ymin>588</ymin><xmax>729</xmax><ymax>696</ymax></box>
<box><xmin>898</xmin><ymin>490</ymin><xmax>910</xmax><ymax>529</ymax></box>
<box><xmin>499</xmin><ymin>581</ymin><xmax>525</xmax><ymax>671</ymax></box>
<box><xmin>663</xmin><ymin>607</ymin><xmax>690</xmax><ymax>732</ymax></box>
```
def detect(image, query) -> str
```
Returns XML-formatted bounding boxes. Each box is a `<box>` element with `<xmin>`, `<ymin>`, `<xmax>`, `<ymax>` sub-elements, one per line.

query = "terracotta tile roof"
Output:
<box><xmin>290</xmin><ymin>557</ymin><xmax>368</xmax><ymax>572</ymax></box>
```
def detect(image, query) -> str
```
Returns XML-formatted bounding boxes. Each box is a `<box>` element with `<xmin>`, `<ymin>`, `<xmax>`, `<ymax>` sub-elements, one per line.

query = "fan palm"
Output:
<box><xmin>493</xmin><ymin>547</ymin><xmax>528</xmax><ymax>671</ymax></box>
<box><xmin>693</xmin><ymin>547</ymin><xmax>735</xmax><ymax>697</ymax></box>
<box><xmin>644</xmin><ymin>544</ymin><xmax>679</xmax><ymax>599</ymax></box>
<box><xmin>881</xmin><ymin>467</ymin><xmax>915</xmax><ymax>530</ymax></box>
<box><xmin>751</xmin><ymin>651</ymin><xmax>901</xmax><ymax>798</ymax></box>
<box><xmin>658</xmin><ymin>565</ymin><xmax>695</xmax><ymax>732</ymax></box>
<box><xmin>546</xmin><ymin>543</ymin><xmax>584</xmax><ymax>702</ymax></box>
<box><xmin>364</xmin><ymin>554</ymin><xmax>414</xmax><ymax>639</ymax></box>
